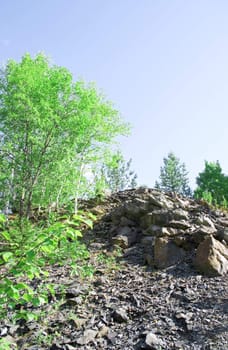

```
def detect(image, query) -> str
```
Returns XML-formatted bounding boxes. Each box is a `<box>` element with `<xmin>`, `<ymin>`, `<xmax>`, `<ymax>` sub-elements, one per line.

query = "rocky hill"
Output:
<box><xmin>1</xmin><ymin>188</ymin><xmax>228</xmax><ymax>349</ymax></box>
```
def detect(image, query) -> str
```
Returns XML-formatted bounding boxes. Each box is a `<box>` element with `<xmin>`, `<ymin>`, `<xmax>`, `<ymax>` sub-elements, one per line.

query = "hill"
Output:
<box><xmin>1</xmin><ymin>188</ymin><xmax>228</xmax><ymax>349</ymax></box>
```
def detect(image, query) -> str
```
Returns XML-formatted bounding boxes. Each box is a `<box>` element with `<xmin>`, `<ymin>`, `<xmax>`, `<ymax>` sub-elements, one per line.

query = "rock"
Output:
<box><xmin>145</xmin><ymin>331</ymin><xmax>165</xmax><ymax>349</ymax></box>
<box><xmin>172</xmin><ymin>208</ymin><xmax>189</xmax><ymax>220</ymax></box>
<box><xmin>141</xmin><ymin>236</ymin><xmax>155</xmax><ymax>248</ymax></box>
<box><xmin>154</xmin><ymin>237</ymin><xmax>186</xmax><ymax>268</ymax></box>
<box><xmin>144</xmin><ymin>253</ymin><xmax>154</xmax><ymax>266</ymax></box>
<box><xmin>152</xmin><ymin>210</ymin><xmax>171</xmax><ymax>226</ymax></box>
<box><xmin>112</xmin><ymin>308</ymin><xmax>129</xmax><ymax>322</ymax></box>
<box><xmin>120</xmin><ymin>216</ymin><xmax>135</xmax><ymax>227</ymax></box>
<box><xmin>76</xmin><ymin>329</ymin><xmax>98</xmax><ymax>345</ymax></box>
<box><xmin>195</xmin><ymin>235</ymin><xmax>228</xmax><ymax>276</ymax></box>
<box><xmin>145</xmin><ymin>225</ymin><xmax>178</xmax><ymax>237</ymax></box>
<box><xmin>124</xmin><ymin>199</ymin><xmax>148</xmax><ymax>219</ymax></box>
<box><xmin>112</xmin><ymin>226</ymin><xmax>137</xmax><ymax>248</ymax></box>
<box><xmin>70</xmin><ymin>317</ymin><xmax>87</xmax><ymax>329</ymax></box>
<box><xmin>97</xmin><ymin>325</ymin><xmax>109</xmax><ymax>337</ymax></box>
<box><xmin>148</xmin><ymin>192</ymin><xmax>174</xmax><ymax>209</ymax></box>
<box><xmin>216</xmin><ymin>227</ymin><xmax>228</xmax><ymax>244</ymax></box>
<box><xmin>141</xmin><ymin>210</ymin><xmax>171</xmax><ymax>228</ymax></box>
<box><xmin>169</xmin><ymin>220</ymin><xmax>191</xmax><ymax>230</ymax></box>
<box><xmin>196</xmin><ymin>215</ymin><xmax>216</xmax><ymax>229</ymax></box>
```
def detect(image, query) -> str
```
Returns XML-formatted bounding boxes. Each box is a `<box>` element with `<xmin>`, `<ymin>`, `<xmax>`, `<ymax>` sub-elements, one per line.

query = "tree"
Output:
<box><xmin>0</xmin><ymin>53</ymin><xmax>130</xmax><ymax>217</ymax></box>
<box><xmin>155</xmin><ymin>152</ymin><xmax>192</xmax><ymax>196</ymax></box>
<box><xmin>194</xmin><ymin>161</ymin><xmax>228</xmax><ymax>207</ymax></box>
<box><xmin>99</xmin><ymin>152</ymin><xmax>137</xmax><ymax>193</ymax></box>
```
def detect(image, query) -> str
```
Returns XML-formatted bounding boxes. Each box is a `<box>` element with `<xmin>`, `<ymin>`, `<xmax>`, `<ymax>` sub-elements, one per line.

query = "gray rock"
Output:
<box><xmin>145</xmin><ymin>331</ymin><xmax>165</xmax><ymax>349</ymax></box>
<box><xmin>172</xmin><ymin>208</ymin><xmax>189</xmax><ymax>220</ymax></box>
<box><xmin>169</xmin><ymin>220</ymin><xmax>191</xmax><ymax>230</ymax></box>
<box><xmin>76</xmin><ymin>329</ymin><xmax>98</xmax><ymax>345</ymax></box>
<box><xmin>112</xmin><ymin>308</ymin><xmax>129</xmax><ymax>323</ymax></box>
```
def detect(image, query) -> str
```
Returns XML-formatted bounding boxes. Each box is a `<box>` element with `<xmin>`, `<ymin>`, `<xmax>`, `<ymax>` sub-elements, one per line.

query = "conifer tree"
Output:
<box><xmin>155</xmin><ymin>152</ymin><xmax>191</xmax><ymax>196</ymax></box>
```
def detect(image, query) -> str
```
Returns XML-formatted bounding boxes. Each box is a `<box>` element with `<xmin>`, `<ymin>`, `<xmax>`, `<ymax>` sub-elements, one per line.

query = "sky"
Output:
<box><xmin>1</xmin><ymin>0</ymin><xmax>228</xmax><ymax>189</ymax></box>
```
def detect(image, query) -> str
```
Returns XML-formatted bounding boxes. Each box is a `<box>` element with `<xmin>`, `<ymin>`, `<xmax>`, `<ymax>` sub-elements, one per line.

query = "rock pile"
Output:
<box><xmin>92</xmin><ymin>188</ymin><xmax>228</xmax><ymax>277</ymax></box>
<box><xmin>1</xmin><ymin>188</ymin><xmax>227</xmax><ymax>349</ymax></box>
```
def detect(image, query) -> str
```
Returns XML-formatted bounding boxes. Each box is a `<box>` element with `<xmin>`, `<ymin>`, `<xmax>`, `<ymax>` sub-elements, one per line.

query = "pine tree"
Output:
<box><xmin>155</xmin><ymin>152</ymin><xmax>192</xmax><ymax>196</ymax></box>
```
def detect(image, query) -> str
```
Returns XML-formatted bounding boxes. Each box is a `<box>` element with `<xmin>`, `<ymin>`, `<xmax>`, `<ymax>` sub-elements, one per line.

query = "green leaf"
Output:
<box><xmin>1</xmin><ymin>231</ymin><xmax>11</xmax><ymax>241</ymax></box>
<box><xmin>2</xmin><ymin>252</ymin><xmax>13</xmax><ymax>262</ymax></box>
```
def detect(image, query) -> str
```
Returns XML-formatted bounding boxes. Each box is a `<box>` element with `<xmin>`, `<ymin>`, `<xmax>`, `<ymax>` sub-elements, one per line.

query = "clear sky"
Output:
<box><xmin>1</xmin><ymin>0</ymin><xmax>228</xmax><ymax>189</ymax></box>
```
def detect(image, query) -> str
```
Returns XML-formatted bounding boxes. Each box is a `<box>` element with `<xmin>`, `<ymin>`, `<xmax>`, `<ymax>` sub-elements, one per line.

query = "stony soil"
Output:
<box><xmin>0</xmin><ymin>190</ymin><xmax>228</xmax><ymax>350</ymax></box>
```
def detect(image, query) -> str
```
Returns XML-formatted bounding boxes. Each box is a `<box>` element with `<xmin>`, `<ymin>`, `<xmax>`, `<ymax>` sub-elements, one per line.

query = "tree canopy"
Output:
<box><xmin>0</xmin><ymin>53</ymin><xmax>130</xmax><ymax>217</ymax></box>
<box><xmin>194</xmin><ymin>161</ymin><xmax>228</xmax><ymax>207</ymax></box>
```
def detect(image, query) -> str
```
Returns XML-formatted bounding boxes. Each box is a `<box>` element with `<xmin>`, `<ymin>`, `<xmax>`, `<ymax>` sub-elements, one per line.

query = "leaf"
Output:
<box><xmin>7</xmin><ymin>286</ymin><xmax>20</xmax><ymax>300</ymax></box>
<box><xmin>2</xmin><ymin>252</ymin><xmax>13</xmax><ymax>262</ymax></box>
<box><xmin>1</xmin><ymin>231</ymin><xmax>11</xmax><ymax>241</ymax></box>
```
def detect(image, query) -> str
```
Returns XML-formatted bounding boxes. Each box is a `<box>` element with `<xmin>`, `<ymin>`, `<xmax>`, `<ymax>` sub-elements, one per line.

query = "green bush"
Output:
<box><xmin>0</xmin><ymin>212</ymin><xmax>94</xmax><ymax>321</ymax></box>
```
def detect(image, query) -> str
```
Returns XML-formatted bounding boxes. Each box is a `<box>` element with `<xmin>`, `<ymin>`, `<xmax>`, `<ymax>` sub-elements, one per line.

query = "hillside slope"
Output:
<box><xmin>1</xmin><ymin>188</ymin><xmax>228</xmax><ymax>349</ymax></box>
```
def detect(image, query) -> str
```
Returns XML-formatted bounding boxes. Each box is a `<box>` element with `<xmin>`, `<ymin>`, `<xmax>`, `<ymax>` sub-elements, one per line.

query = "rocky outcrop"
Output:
<box><xmin>89</xmin><ymin>187</ymin><xmax>228</xmax><ymax>276</ymax></box>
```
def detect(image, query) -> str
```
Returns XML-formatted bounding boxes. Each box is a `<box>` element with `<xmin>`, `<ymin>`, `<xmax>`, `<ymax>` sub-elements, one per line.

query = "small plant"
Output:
<box><xmin>0</xmin><ymin>338</ymin><xmax>14</xmax><ymax>350</ymax></box>
<box><xmin>0</xmin><ymin>211</ymin><xmax>94</xmax><ymax>322</ymax></box>
<box><xmin>96</xmin><ymin>250</ymin><xmax>122</xmax><ymax>271</ymax></box>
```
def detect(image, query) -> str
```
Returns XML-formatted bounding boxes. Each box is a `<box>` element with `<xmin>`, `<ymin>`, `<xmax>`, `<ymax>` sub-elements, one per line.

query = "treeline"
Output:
<box><xmin>0</xmin><ymin>53</ymin><xmax>226</xmax><ymax>219</ymax></box>
<box><xmin>155</xmin><ymin>152</ymin><xmax>228</xmax><ymax>208</ymax></box>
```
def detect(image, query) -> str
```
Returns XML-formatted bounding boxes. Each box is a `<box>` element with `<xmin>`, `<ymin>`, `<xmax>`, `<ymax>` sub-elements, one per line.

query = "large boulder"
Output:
<box><xmin>195</xmin><ymin>236</ymin><xmax>228</xmax><ymax>276</ymax></box>
<box><xmin>154</xmin><ymin>237</ymin><xmax>186</xmax><ymax>268</ymax></box>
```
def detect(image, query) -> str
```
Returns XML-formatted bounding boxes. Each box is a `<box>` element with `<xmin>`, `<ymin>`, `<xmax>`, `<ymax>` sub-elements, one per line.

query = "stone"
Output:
<box><xmin>169</xmin><ymin>220</ymin><xmax>191</xmax><ymax>230</ymax></box>
<box><xmin>148</xmin><ymin>192</ymin><xmax>174</xmax><ymax>209</ymax></box>
<box><xmin>145</xmin><ymin>331</ymin><xmax>165</xmax><ymax>349</ymax></box>
<box><xmin>124</xmin><ymin>199</ymin><xmax>148</xmax><ymax>218</ymax></box>
<box><xmin>120</xmin><ymin>216</ymin><xmax>135</xmax><ymax>227</ymax></box>
<box><xmin>97</xmin><ymin>325</ymin><xmax>109</xmax><ymax>338</ymax></box>
<box><xmin>152</xmin><ymin>210</ymin><xmax>171</xmax><ymax>226</ymax></box>
<box><xmin>141</xmin><ymin>236</ymin><xmax>155</xmax><ymax>248</ymax></box>
<box><xmin>112</xmin><ymin>235</ymin><xmax>129</xmax><ymax>248</ymax></box>
<box><xmin>145</xmin><ymin>225</ymin><xmax>178</xmax><ymax>237</ymax></box>
<box><xmin>172</xmin><ymin>208</ymin><xmax>189</xmax><ymax>220</ymax></box>
<box><xmin>195</xmin><ymin>235</ymin><xmax>228</xmax><ymax>276</ymax></box>
<box><xmin>112</xmin><ymin>308</ymin><xmax>129</xmax><ymax>322</ymax></box>
<box><xmin>216</xmin><ymin>227</ymin><xmax>228</xmax><ymax>244</ymax></box>
<box><xmin>154</xmin><ymin>237</ymin><xmax>186</xmax><ymax>268</ymax></box>
<box><xmin>112</xmin><ymin>227</ymin><xmax>137</xmax><ymax>248</ymax></box>
<box><xmin>76</xmin><ymin>329</ymin><xmax>98</xmax><ymax>345</ymax></box>
<box><xmin>195</xmin><ymin>215</ymin><xmax>216</xmax><ymax>229</ymax></box>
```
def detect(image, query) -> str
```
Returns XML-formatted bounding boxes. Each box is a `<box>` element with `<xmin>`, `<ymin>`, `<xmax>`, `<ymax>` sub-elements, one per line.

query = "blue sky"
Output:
<box><xmin>1</xmin><ymin>0</ymin><xmax>228</xmax><ymax>188</ymax></box>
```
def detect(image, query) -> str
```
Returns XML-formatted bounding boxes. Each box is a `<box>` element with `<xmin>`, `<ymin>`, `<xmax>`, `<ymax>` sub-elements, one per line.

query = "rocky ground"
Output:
<box><xmin>0</xmin><ymin>189</ymin><xmax>228</xmax><ymax>349</ymax></box>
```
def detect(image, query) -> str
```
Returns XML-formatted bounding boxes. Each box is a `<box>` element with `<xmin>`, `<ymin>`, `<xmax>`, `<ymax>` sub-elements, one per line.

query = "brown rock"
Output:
<box><xmin>154</xmin><ymin>237</ymin><xmax>186</xmax><ymax>268</ymax></box>
<box><xmin>112</xmin><ymin>226</ymin><xmax>137</xmax><ymax>248</ymax></box>
<box><xmin>195</xmin><ymin>235</ymin><xmax>228</xmax><ymax>276</ymax></box>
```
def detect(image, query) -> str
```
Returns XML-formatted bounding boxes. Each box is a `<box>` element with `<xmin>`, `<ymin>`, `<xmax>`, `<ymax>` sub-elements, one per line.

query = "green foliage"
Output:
<box><xmin>0</xmin><ymin>53</ymin><xmax>130</xmax><ymax>217</ymax></box>
<box><xmin>0</xmin><ymin>212</ymin><xmax>93</xmax><ymax>321</ymax></box>
<box><xmin>194</xmin><ymin>161</ymin><xmax>228</xmax><ymax>208</ymax></box>
<box><xmin>0</xmin><ymin>338</ymin><xmax>13</xmax><ymax>350</ymax></box>
<box><xmin>101</xmin><ymin>152</ymin><xmax>137</xmax><ymax>193</ymax></box>
<box><xmin>155</xmin><ymin>152</ymin><xmax>192</xmax><ymax>196</ymax></box>
<box><xmin>92</xmin><ymin>151</ymin><xmax>137</xmax><ymax>198</ymax></box>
